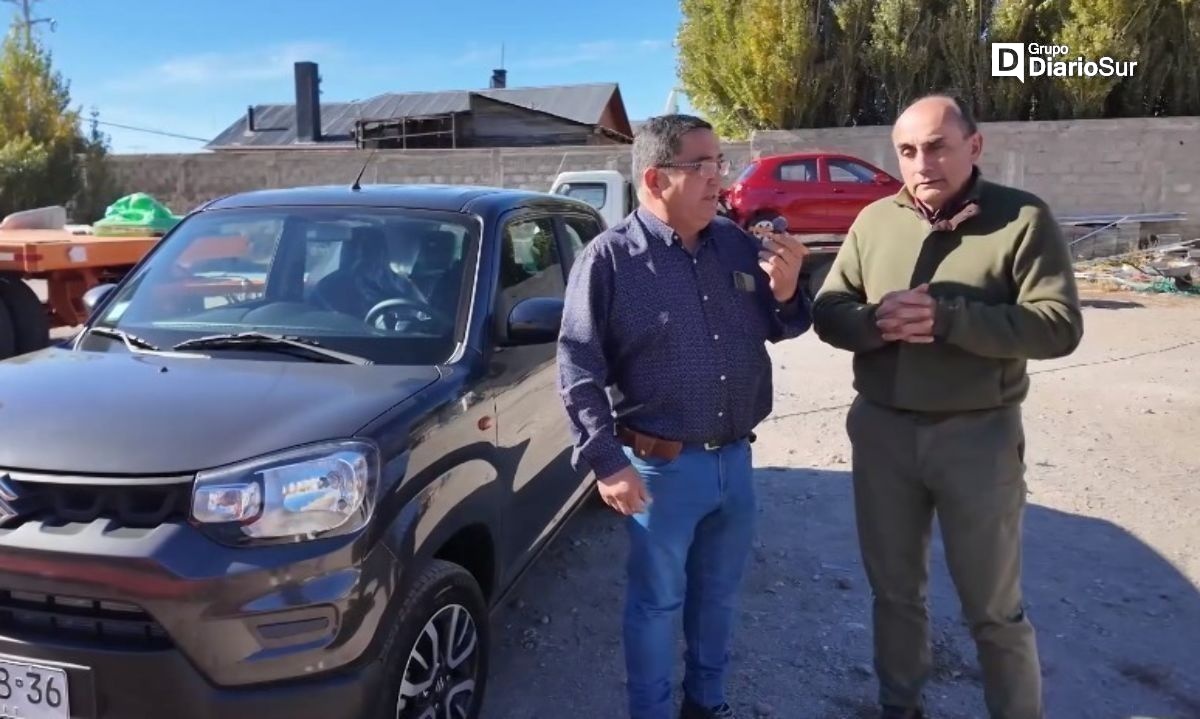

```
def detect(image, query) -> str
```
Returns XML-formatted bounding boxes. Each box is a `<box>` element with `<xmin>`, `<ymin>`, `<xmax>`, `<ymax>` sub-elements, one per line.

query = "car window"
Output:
<box><xmin>552</xmin><ymin>182</ymin><xmax>606</xmax><ymax>211</ymax></box>
<box><xmin>735</xmin><ymin>162</ymin><xmax>758</xmax><ymax>183</ymax></box>
<box><xmin>560</xmin><ymin>215</ymin><xmax>602</xmax><ymax>258</ymax></box>
<box><xmin>828</xmin><ymin>159</ymin><xmax>878</xmax><ymax>183</ymax></box>
<box><xmin>778</xmin><ymin>160</ymin><xmax>817</xmax><ymax>182</ymax></box>
<box><xmin>500</xmin><ymin>217</ymin><xmax>565</xmax><ymax>303</ymax></box>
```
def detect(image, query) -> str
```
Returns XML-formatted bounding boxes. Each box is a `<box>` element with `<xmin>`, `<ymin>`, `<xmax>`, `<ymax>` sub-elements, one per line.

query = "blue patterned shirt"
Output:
<box><xmin>556</xmin><ymin>207</ymin><xmax>813</xmax><ymax>478</ymax></box>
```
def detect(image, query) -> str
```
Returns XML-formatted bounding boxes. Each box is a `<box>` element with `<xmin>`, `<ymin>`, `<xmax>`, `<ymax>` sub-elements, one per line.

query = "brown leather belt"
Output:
<box><xmin>617</xmin><ymin>425</ymin><xmax>683</xmax><ymax>461</ymax></box>
<box><xmin>616</xmin><ymin>425</ymin><xmax>755</xmax><ymax>462</ymax></box>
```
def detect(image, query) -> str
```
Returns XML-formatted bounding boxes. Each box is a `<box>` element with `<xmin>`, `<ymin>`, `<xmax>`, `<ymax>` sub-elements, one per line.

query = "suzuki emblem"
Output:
<box><xmin>0</xmin><ymin>475</ymin><xmax>24</xmax><ymax>525</ymax></box>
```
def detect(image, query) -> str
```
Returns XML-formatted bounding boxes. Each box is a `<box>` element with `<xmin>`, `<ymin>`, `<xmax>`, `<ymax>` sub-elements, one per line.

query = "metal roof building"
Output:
<box><xmin>207</xmin><ymin>63</ymin><xmax>634</xmax><ymax>151</ymax></box>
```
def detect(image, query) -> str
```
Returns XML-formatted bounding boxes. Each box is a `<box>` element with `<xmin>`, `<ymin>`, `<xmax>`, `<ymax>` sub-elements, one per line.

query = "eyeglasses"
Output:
<box><xmin>656</xmin><ymin>158</ymin><xmax>731</xmax><ymax>178</ymax></box>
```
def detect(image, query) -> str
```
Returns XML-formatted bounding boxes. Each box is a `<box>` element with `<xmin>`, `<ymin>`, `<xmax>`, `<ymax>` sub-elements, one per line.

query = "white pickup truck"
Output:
<box><xmin>548</xmin><ymin>170</ymin><xmax>636</xmax><ymax>230</ymax></box>
<box><xmin>549</xmin><ymin>169</ymin><xmax>836</xmax><ymax>298</ymax></box>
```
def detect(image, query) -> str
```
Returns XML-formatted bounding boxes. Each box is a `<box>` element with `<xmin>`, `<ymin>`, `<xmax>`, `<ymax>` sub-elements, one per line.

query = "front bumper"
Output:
<box><xmin>0</xmin><ymin>516</ymin><xmax>399</xmax><ymax>718</ymax></box>
<box><xmin>0</xmin><ymin>640</ymin><xmax>384</xmax><ymax>719</ymax></box>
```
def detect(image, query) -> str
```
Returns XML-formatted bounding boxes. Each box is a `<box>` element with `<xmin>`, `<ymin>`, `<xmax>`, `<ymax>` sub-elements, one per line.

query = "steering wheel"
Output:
<box><xmin>365</xmin><ymin>297</ymin><xmax>449</xmax><ymax>332</ymax></box>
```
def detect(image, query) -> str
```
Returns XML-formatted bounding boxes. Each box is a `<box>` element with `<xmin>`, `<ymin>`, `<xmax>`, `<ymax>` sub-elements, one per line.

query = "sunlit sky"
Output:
<box><xmin>8</xmin><ymin>0</ymin><xmax>696</xmax><ymax>153</ymax></box>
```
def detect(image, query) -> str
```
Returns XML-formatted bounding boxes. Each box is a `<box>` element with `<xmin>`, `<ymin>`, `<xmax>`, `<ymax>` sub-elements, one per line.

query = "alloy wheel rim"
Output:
<box><xmin>395</xmin><ymin>603</ymin><xmax>479</xmax><ymax>719</ymax></box>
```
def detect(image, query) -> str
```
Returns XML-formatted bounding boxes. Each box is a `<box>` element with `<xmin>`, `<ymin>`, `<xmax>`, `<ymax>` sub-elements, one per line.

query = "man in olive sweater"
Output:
<box><xmin>813</xmin><ymin>94</ymin><xmax>1083</xmax><ymax>719</ymax></box>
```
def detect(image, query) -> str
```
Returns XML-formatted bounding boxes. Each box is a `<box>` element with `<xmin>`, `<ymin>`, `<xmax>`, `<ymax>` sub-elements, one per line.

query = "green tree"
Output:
<box><xmin>0</xmin><ymin>18</ymin><xmax>83</xmax><ymax>218</ymax></box>
<box><xmin>675</xmin><ymin>0</ymin><xmax>1199</xmax><ymax>130</ymax></box>
<box><xmin>677</xmin><ymin>0</ymin><xmax>833</xmax><ymax>138</ymax></box>
<box><xmin>71</xmin><ymin>109</ymin><xmax>122</xmax><ymax>223</ymax></box>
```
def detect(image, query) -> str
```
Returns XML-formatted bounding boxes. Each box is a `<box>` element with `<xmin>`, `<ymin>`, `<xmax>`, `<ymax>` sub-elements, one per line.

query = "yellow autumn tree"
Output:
<box><xmin>0</xmin><ymin>18</ymin><xmax>86</xmax><ymax>217</ymax></box>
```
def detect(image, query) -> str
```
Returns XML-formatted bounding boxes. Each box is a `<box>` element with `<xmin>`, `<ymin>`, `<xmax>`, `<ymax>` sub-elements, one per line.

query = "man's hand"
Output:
<box><xmin>757</xmin><ymin>232</ymin><xmax>809</xmax><ymax>302</ymax></box>
<box><xmin>596</xmin><ymin>465</ymin><xmax>650</xmax><ymax>515</ymax></box>
<box><xmin>875</xmin><ymin>283</ymin><xmax>936</xmax><ymax>343</ymax></box>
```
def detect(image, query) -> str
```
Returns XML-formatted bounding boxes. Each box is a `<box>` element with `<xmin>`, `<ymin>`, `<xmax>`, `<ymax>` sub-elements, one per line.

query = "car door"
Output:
<box><xmin>775</xmin><ymin>158</ymin><xmax>828</xmax><ymax>232</ymax></box>
<box><xmin>490</xmin><ymin>211</ymin><xmax>585</xmax><ymax>576</ymax></box>
<box><xmin>823</xmin><ymin>157</ymin><xmax>889</xmax><ymax>230</ymax></box>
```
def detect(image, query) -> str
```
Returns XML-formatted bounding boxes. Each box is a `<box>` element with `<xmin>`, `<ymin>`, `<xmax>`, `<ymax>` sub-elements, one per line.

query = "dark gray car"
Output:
<box><xmin>0</xmin><ymin>184</ymin><xmax>606</xmax><ymax>719</ymax></box>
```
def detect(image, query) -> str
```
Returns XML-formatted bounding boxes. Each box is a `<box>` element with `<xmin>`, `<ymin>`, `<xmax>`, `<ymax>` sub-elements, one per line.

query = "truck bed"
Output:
<box><xmin>0</xmin><ymin>229</ymin><xmax>159</xmax><ymax>275</ymax></box>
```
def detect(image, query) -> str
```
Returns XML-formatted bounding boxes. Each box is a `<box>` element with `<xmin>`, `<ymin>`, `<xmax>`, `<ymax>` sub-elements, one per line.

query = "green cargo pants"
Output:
<box><xmin>845</xmin><ymin>395</ymin><xmax>1042</xmax><ymax>719</ymax></box>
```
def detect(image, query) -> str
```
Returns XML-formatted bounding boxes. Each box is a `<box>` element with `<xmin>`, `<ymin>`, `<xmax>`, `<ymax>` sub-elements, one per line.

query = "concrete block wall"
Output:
<box><xmin>106</xmin><ymin>143</ymin><xmax>755</xmax><ymax>215</ymax></box>
<box><xmin>753</xmin><ymin>116</ymin><xmax>1200</xmax><ymax>243</ymax></box>
<box><xmin>106</xmin><ymin>116</ymin><xmax>1197</xmax><ymax>243</ymax></box>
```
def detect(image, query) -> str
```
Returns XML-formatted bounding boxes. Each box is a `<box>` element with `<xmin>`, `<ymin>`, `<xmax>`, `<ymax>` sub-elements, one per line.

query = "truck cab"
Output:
<box><xmin>549</xmin><ymin>170</ymin><xmax>637</xmax><ymax>230</ymax></box>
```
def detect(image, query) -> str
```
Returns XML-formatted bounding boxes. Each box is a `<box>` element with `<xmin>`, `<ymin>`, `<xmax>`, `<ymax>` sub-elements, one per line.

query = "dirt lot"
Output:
<box><xmin>481</xmin><ymin>287</ymin><xmax>1200</xmax><ymax>719</ymax></box>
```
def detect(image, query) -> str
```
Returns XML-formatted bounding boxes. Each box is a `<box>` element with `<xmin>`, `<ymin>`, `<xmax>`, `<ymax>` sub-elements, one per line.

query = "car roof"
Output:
<box><xmin>759</xmin><ymin>150</ymin><xmax>859</xmax><ymax>162</ymax></box>
<box><xmin>200</xmin><ymin>184</ymin><xmax>588</xmax><ymax>216</ymax></box>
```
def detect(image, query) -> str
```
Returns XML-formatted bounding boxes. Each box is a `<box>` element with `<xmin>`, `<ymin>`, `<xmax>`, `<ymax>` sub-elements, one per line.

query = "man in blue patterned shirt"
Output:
<box><xmin>556</xmin><ymin>114</ymin><xmax>812</xmax><ymax>719</ymax></box>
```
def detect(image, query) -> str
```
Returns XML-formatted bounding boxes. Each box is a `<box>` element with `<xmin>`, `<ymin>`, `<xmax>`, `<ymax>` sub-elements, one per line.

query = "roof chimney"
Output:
<box><xmin>490</xmin><ymin>68</ymin><xmax>507</xmax><ymax>89</ymax></box>
<box><xmin>294</xmin><ymin>61</ymin><xmax>322</xmax><ymax>143</ymax></box>
<box><xmin>246</xmin><ymin>105</ymin><xmax>256</xmax><ymax>132</ymax></box>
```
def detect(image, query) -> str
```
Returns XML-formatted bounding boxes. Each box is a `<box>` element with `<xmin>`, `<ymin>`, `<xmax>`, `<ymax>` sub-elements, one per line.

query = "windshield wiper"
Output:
<box><xmin>171</xmin><ymin>332</ymin><xmax>373</xmax><ymax>365</ymax></box>
<box><xmin>83</xmin><ymin>326</ymin><xmax>162</xmax><ymax>352</ymax></box>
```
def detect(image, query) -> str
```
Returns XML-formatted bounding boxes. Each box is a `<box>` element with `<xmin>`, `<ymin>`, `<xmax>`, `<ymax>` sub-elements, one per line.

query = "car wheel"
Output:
<box><xmin>805</xmin><ymin>260</ymin><xmax>832</xmax><ymax>301</ymax></box>
<box><xmin>0</xmin><ymin>296</ymin><xmax>16</xmax><ymax>360</ymax></box>
<box><xmin>381</xmin><ymin>559</ymin><xmax>489</xmax><ymax>719</ymax></box>
<box><xmin>0</xmin><ymin>277</ymin><xmax>50</xmax><ymax>355</ymax></box>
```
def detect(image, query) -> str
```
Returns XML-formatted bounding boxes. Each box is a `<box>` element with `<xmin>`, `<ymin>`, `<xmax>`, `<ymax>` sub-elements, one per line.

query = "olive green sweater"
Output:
<box><xmin>812</xmin><ymin>175</ymin><xmax>1084</xmax><ymax>413</ymax></box>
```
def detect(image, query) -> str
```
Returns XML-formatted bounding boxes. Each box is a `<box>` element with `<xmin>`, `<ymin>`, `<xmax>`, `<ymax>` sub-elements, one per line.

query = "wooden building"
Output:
<box><xmin>206</xmin><ymin>62</ymin><xmax>634</xmax><ymax>151</ymax></box>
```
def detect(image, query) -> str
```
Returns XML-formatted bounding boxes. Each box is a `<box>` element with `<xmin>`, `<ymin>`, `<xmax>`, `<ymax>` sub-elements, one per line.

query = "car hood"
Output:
<box><xmin>0</xmin><ymin>348</ymin><xmax>440</xmax><ymax>475</ymax></box>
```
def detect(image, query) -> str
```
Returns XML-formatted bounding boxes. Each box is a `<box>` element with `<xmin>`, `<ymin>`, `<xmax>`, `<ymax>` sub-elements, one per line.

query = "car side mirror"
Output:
<box><xmin>873</xmin><ymin>172</ymin><xmax>891</xmax><ymax>185</ymax></box>
<box><xmin>82</xmin><ymin>283</ymin><xmax>117</xmax><ymax>317</ymax></box>
<box><xmin>504</xmin><ymin>297</ymin><xmax>564</xmax><ymax>346</ymax></box>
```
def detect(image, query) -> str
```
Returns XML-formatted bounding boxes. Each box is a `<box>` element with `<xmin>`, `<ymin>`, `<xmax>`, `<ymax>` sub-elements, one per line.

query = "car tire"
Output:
<box><xmin>377</xmin><ymin>559</ymin><xmax>490</xmax><ymax>719</ymax></box>
<box><xmin>0</xmin><ymin>299</ymin><xmax>14</xmax><ymax>359</ymax></box>
<box><xmin>805</xmin><ymin>259</ymin><xmax>833</xmax><ymax>301</ymax></box>
<box><xmin>0</xmin><ymin>277</ymin><xmax>50</xmax><ymax>355</ymax></box>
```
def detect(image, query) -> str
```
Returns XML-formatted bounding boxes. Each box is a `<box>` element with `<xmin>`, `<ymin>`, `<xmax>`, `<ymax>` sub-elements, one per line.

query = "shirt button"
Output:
<box><xmin>720</xmin><ymin>375</ymin><xmax>726</xmax><ymax>381</ymax></box>
<box><xmin>713</xmin><ymin>334</ymin><xmax>719</xmax><ymax>340</ymax></box>
<box><xmin>718</xmin><ymin>411</ymin><xmax>724</xmax><ymax>418</ymax></box>
<box><xmin>703</xmin><ymin>295</ymin><xmax>709</xmax><ymax>301</ymax></box>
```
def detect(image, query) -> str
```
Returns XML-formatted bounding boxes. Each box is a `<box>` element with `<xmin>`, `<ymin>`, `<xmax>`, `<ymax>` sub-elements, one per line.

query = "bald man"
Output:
<box><xmin>812</xmin><ymin>94</ymin><xmax>1084</xmax><ymax>719</ymax></box>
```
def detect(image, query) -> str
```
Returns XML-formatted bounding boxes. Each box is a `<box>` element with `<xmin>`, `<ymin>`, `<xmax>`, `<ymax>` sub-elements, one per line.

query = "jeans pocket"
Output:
<box><xmin>623</xmin><ymin>446</ymin><xmax>682</xmax><ymax>474</ymax></box>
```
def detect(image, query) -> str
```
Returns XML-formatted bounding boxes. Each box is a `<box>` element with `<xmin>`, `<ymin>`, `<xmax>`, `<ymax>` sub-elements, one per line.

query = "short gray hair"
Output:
<box><xmin>632</xmin><ymin>114</ymin><xmax>713</xmax><ymax>189</ymax></box>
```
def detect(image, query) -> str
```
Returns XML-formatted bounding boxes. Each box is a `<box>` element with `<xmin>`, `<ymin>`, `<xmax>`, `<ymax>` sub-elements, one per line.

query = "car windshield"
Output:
<box><xmin>84</xmin><ymin>205</ymin><xmax>477</xmax><ymax>366</ymax></box>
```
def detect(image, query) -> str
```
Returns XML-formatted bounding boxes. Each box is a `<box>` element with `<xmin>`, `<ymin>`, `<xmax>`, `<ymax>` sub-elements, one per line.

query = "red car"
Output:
<box><xmin>721</xmin><ymin>152</ymin><xmax>903</xmax><ymax>234</ymax></box>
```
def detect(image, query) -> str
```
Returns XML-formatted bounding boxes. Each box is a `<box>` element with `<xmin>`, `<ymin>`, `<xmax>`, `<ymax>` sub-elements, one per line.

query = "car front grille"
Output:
<box><xmin>0</xmin><ymin>589</ymin><xmax>171</xmax><ymax>649</ymax></box>
<box><xmin>0</xmin><ymin>472</ymin><xmax>191</xmax><ymax>529</ymax></box>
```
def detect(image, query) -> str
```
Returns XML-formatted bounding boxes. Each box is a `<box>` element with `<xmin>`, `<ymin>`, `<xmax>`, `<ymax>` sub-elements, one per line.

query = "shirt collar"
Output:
<box><xmin>635</xmin><ymin>206</ymin><xmax>714</xmax><ymax>248</ymax></box>
<box><xmin>894</xmin><ymin>165</ymin><xmax>983</xmax><ymax>231</ymax></box>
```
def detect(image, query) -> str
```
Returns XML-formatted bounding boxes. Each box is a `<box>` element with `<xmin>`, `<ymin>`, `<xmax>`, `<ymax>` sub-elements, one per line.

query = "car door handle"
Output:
<box><xmin>832</xmin><ymin>188</ymin><xmax>844</xmax><ymax>193</ymax></box>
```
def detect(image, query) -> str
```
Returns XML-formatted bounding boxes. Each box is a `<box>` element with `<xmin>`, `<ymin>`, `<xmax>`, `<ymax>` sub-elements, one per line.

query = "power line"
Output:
<box><xmin>89</xmin><ymin>120</ymin><xmax>210</xmax><ymax>143</ymax></box>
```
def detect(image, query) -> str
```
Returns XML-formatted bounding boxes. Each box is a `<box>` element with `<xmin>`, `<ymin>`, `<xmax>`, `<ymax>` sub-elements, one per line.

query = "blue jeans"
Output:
<box><xmin>622</xmin><ymin>439</ymin><xmax>757</xmax><ymax>719</ymax></box>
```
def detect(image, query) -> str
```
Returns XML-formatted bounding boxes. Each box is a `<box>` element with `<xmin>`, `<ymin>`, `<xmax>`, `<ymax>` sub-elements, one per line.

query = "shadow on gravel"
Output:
<box><xmin>1080</xmin><ymin>298</ymin><xmax>1145</xmax><ymax>310</ymax></box>
<box><xmin>480</xmin><ymin>467</ymin><xmax>1200</xmax><ymax>719</ymax></box>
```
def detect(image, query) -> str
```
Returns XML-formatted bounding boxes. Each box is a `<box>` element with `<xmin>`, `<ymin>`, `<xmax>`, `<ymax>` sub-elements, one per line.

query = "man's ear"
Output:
<box><xmin>968</xmin><ymin>132</ymin><xmax>983</xmax><ymax>162</ymax></box>
<box><xmin>641</xmin><ymin>166</ymin><xmax>664</xmax><ymax>198</ymax></box>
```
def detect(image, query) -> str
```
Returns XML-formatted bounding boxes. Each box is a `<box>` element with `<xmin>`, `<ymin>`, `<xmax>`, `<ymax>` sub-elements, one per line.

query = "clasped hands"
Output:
<box><xmin>875</xmin><ymin>283</ymin><xmax>937</xmax><ymax>343</ymax></box>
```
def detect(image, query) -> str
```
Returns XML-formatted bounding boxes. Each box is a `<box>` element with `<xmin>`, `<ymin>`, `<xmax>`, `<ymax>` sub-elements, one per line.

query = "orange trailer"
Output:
<box><xmin>0</xmin><ymin>229</ymin><xmax>161</xmax><ymax>359</ymax></box>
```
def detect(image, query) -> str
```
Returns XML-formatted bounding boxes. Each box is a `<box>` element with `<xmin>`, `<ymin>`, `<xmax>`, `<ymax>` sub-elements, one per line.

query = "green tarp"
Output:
<box><xmin>93</xmin><ymin>193</ymin><xmax>182</xmax><ymax>236</ymax></box>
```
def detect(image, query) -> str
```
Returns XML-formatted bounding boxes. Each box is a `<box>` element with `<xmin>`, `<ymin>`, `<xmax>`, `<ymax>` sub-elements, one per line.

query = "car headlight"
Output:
<box><xmin>191</xmin><ymin>440</ymin><xmax>380</xmax><ymax>543</ymax></box>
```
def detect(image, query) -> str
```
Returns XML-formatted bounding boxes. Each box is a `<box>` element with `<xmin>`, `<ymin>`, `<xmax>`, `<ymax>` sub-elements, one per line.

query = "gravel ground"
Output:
<box><xmin>481</xmin><ymin>287</ymin><xmax>1200</xmax><ymax>719</ymax></box>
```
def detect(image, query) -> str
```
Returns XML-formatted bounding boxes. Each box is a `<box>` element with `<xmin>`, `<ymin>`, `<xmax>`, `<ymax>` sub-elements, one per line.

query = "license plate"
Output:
<box><xmin>0</xmin><ymin>657</ymin><xmax>70</xmax><ymax>719</ymax></box>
